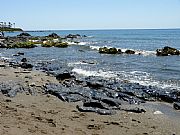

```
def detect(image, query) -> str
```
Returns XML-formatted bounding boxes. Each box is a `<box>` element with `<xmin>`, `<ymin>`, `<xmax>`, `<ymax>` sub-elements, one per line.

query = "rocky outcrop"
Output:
<box><xmin>20</xmin><ymin>62</ymin><xmax>33</xmax><ymax>69</ymax></box>
<box><xmin>173</xmin><ymin>102</ymin><xmax>180</xmax><ymax>110</ymax></box>
<box><xmin>66</xmin><ymin>34</ymin><xmax>81</xmax><ymax>39</ymax></box>
<box><xmin>0</xmin><ymin>81</ymin><xmax>32</xmax><ymax>97</ymax></box>
<box><xmin>7</xmin><ymin>41</ymin><xmax>37</xmax><ymax>49</ymax></box>
<box><xmin>47</xmin><ymin>33</ymin><xmax>60</xmax><ymax>38</ymax></box>
<box><xmin>42</xmin><ymin>42</ymin><xmax>68</xmax><ymax>48</ymax></box>
<box><xmin>99</xmin><ymin>47</ymin><xmax>136</xmax><ymax>55</ymax></box>
<box><xmin>156</xmin><ymin>46</ymin><xmax>180</xmax><ymax>56</ymax></box>
<box><xmin>17</xmin><ymin>33</ymin><xmax>31</xmax><ymax>37</ymax></box>
<box><xmin>125</xmin><ymin>49</ymin><xmax>135</xmax><ymax>54</ymax></box>
<box><xmin>0</xmin><ymin>41</ymin><xmax>7</xmax><ymax>48</ymax></box>
<box><xmin>99</xmin><ymin>47</ymin><xmax>122</xmax><ymax>54</ymax></box>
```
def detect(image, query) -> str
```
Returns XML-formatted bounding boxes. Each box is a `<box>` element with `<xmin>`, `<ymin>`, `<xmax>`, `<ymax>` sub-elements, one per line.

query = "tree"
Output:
<box><xmin>8</xmin><ymin>22</ymin><xmax>12</xmax><ymax>28</ymax></box>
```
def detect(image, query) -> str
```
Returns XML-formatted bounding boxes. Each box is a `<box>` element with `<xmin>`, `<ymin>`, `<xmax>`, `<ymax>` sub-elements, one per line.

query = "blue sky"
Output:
<box><xmin>1</xmin><ymin>0</ymin><xmax>180</xmax><ymax>30</ymax></box>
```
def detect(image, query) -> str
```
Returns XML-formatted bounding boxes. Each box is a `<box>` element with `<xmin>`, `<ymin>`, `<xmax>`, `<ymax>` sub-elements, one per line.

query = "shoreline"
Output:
<box><xmin>0</xmin><ymin>60</ymin><xmax>180</xmax><ymax>135</ymax></box>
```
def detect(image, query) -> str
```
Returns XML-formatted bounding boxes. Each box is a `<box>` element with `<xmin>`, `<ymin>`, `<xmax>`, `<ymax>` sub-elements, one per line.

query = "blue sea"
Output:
<box><xmin>1</xmin><ymin>29</ymin><xmax>180</xmax><ymax>91</ymax></box>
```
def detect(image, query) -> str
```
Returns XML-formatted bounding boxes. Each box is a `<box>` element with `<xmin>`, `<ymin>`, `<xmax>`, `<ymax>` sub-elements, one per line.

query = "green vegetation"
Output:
<box><xmin>54</xmin><ymin>42</ymin><xmax>68</xmax><ymax>48</ymax></box>
<box><xmin>0</xmin><ymin>28</ymin><xmax>23</xmax><ymax>32</ymax></box>
<box><xmin>7</xmin><ymin>41</ymin><xmax>37</xmax><ymax>48</ymax></box>
<box><xmin>42</xmin><ymin>42</ymin><xmax>68</xmax><ymax>48</ymax></box>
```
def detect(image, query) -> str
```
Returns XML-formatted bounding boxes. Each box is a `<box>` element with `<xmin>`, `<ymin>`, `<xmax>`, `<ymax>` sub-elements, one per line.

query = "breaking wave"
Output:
<box><xmin>72</xmin><ymin>68</ymin><xmax>180</xmax><ymax>91</ymax></box>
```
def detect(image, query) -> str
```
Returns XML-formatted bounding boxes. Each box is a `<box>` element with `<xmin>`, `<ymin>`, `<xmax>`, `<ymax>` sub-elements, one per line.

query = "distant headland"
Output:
<box><xmin>0</xmin><ymin>22</ymin><xmax>23</xmax><ymax>32</ymax></box>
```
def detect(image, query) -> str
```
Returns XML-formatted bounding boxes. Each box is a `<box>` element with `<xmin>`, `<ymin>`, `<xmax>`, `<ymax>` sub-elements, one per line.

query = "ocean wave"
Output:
<box><xmin>0</xmin><ymin>56</ymin><xmax>12</xmax><ymax>60</ymax></box>
<box><xmin>68</xmin><ymin>61</ymin><xmax>97</xmax><ymax>66</ymax></box>
<box><xmin>67</xmin><ymin>41</ymin><xmax>89</xmax><ymax>46</ymax></box>
<box><xmin>72</xmin><ymin>68</ymin><xmax>180</xmax><ymax>90</ymax></box>
<box><xmin>72</xmin><ymin>68</ymin><xmax>117</xmax><ymax>78</ymax></box>
<box><xmin>90</xmin><ymin>45</ymin><xmax>156</xmax><ymax>56</ymax></box>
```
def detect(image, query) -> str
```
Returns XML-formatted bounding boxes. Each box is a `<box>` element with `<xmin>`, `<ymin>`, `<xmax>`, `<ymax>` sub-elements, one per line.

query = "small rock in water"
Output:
<box><xmin>156</xmin><ymin>46</ymin><xmax>180</xmax><ymax>56</ymax></box>
<box><xmin>125</xmin><ymin>49</ymin><xmax>135</xmax><ymax>54</ymax></box>
<box><xmin>21</xmin><ymin>58</ymin><xmax>27</xmax><ymax>62</ymax></box>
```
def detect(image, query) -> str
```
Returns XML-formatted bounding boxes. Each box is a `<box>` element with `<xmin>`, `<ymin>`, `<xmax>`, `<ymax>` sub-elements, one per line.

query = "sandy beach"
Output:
<box><xmin>0</xmin><ymin>61</ymin><xmax>179</xmax><ymax>135</ymax></box>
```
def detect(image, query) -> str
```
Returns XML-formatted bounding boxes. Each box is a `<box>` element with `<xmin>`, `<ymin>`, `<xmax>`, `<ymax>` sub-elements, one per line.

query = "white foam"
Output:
<box><xmin>72</xmin><ymin>68</ymin><xmax>180</xmax><ymax>91</ymax></box>
<box><xmin>67</xmin><ymin>41</ymin><xmax>88</xmax><ymax>45</ymax></box>
<box><xmin>90</xmin><ymin>46</ymin><xmax>100</xmax><ymax>50</ymax></box>
<box><xmin>78</xmin><ymin>42</ymin><xmax>88</xmax><ymax>45</ymax></box>
<box><xmin>72</xmin><ymin>68</ymin><xmax>117</xmax><ymax>78</ymax></box>
<box><xmin>1</xmin><ymin>57</ymin><xmax>12</xmax><ymax>60</ymax></box>
<box><xmin>117</xmin><ymin>70</ymin><xmax>180</xmax><ymax>90</ymax></box>
<box><xmin>154</xmin><ymin>111</ymin><xmax>163</xmax><ymax>115</ymax></box>
<box><xmin>68</xmin><ymin>62</ymin><xmax>89</xmax><ymax>66</ymax></box>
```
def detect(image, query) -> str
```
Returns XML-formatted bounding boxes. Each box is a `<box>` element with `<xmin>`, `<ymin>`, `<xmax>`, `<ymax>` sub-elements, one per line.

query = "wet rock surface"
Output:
<box><xmin>156</xmin><ymin>46</ymin><xmax>180</xmax><ymax>56</ymax></box>
<box><xmin>44</xmin><ymin>71</ymin><xmax>180</xmax><ymax>115</ymax></box>
<box><xmin>173</xmin><ymin>102</ymin><xmax>180</xmax><ymax>110</ymax></box>
<box><xmin>0</xmin><ymin>81</ymin><xmax>32</xmax><ymax>97</ymax></box>
<box><xmin>17</xmin><ymin>32</ymin><xmax>31</xmax><ymax>37</ymax></box>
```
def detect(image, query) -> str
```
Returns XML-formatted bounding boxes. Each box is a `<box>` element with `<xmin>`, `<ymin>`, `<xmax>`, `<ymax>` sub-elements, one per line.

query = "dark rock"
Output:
<box><xmin>99</xmin><ymin>47</ymin><xmax>118</xmax><ymax>54</ymax></box>
<box><xmin>56</xmin><ymin>72</ymin><xmax>75</xmax><ymax>81</ymax></box>
<box><xmin>99</xmin><ymin>47</ymin><xmax>122</xmax><ymax>54</ymax></box>
<box><xmin>156</xmin><ymin>46</ymin><xmax>180</xmax><ymax>56</ymax></box>
<box><xmin>20</xmin><ymin>63</ymin><xmax>33</xmax><ymax>69</ymax></box>
<box><xmin>13</xmin><ymin>52</ymin><xmax>25</xmax><ymax>57</ymax></box>
<box><xmin>17</xmin><ymin>52</ymin><xmax>24</xmax><ymax>55</ymax></box>
<box><xmin>86</xmin><ymin>81</ymin><xmax>103</xmax><ymax>89</ymax></box>
<box><xmin>66</xmin><ymin>34</ymin><xmax>81</xmax><ymax>39</ymax></box>
<box><xmin>21</xmin><ymin>58</ymin><xmax>27</xmax><ymax>62</ymax></box>
<box><xmin>125</xmin><ymin>50</ymin><xmax>135</xmax><ymax>54</ymax></box>
<box><xmin>0</xmin><ymin>81</ymin><xmax>31</xmax><ymax>97</ymax></box>
<box><xmin>83</xmin><ymin>101</ymin><xmax>107</xmax><ymax>109</ymax></box>
<box><xmin>99</xmin><ymin>47</ymin><xmax>109</xmax><ymax>54</ymax></box>
<box><xmin>17</xmin><ymin>33</ymin><xmax>31</xmax><ymax>37</ymax></box>
<box><xmin>101</xmin><ymin>98</ymin><xmax>121</xmax><ymax>107</ymax></box>
<box><xmin>108</xmin><ymin>48</ymin><xmax>118</xmax><ymax>54</ymax></box>
<box><xmin>47</xmin><ymin>33</ymin><xmax>59</xmax><ymax>38</ymax></box>
<box><xmin>0</xmin><ymin>42</ymin><xmax>7</xmax><ymax>48</ymax></box>
<box><xmin>173</xmin><ymin>102</ymin><xmax>180</xmax><ymax>110</ymax></box>
<box><xmin>0</xmin><ymin>64</ymin><xmax>6</xmax><ymax>67</ymax></box>
<box><xmin>123</xmin><ymin>107</ymin><xmax>146</xmax><ymax>113</ymax></box>
<box><xmin>76</xmin><ymin>105</ymin><xmax>116</xmax><ymax>115</ymax></box>
<box><xmin>118</xmin><ymin>49</ymin><xmax>122</xmax><ymax>54</ymax></box>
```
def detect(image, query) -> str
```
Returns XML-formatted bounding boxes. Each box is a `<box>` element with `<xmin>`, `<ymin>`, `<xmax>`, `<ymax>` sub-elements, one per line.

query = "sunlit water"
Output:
<box><xmin>1</xmin><ymin>29</ymin><xmax>180</xmax><ymax>91</ymax></box>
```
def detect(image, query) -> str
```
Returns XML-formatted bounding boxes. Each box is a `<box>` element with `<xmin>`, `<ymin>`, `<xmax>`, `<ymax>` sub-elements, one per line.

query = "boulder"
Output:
<box><xmin>56</xmin><ymin>72</ymin><xmax>75</xmax><ymax>81</ymax></box>
<box><xmin>20</xmin><ymin>63</ymin><xmax>33</xmax><ymax>69</ymax></box>
<box><xmin>156</xmin><ymin>46</ymin><xmax>180</xmax><ymax>56</ymax></box>
<box><xmin>173</xmin><ymin>102</ymin><xmax>180</xmax><ymax>110</ymax></box>
<box><xmin>99</xmin><ymin>47</ymin><xmax>120</xmax><ymax>54</ymax></box>
<box><xmin>108</xmin><ymin>48</ymin><xmax>118</xmax><ymax>54</ymax></box>
<box><xmin>66</xmin><ymin>34</ymin><xmax>81</xmax><ymax>39</ymax></box>
<box><xmin>47</xmin><ymin>33</ymin><xmax>59</xmax><ymax>38</ymax></box>
<box><xmin>125</xmin><ymin>49</ymin><xmax>135</xmax><ymax>54</ymax></box>
<box><xmin>99</xmin><ymin>47</ymin><xmax>109</xmax><ymax>54</ymax></box>
<box><xmin>21</xmin><ymin>58</ymin><xmax>27</xmax><ymax>62</ymax></box>
<box><xmin>17</xmin><ymin>33</ymin><xmax>31</xmax><ymax>37</ymax></box>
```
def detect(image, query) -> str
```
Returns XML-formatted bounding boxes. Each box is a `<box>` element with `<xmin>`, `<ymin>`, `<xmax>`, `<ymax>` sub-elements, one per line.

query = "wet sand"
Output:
<box><xmin>0</xmin><ymin>61</ymin><xmax>180</xmax><ymax>135</ymax></box>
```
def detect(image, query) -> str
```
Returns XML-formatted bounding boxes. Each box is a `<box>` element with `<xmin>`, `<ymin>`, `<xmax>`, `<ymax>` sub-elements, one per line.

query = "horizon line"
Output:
<box><xmin>24</xmin><ymin>27</ymin><xmax>180</xmax><ymax>32</ymax></box>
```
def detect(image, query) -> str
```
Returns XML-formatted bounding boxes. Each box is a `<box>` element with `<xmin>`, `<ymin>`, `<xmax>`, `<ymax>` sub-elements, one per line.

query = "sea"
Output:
<box><xmin>1</xmin><ymin>29</ymin><xmax>180</xmax><ymax>91</ymax></box>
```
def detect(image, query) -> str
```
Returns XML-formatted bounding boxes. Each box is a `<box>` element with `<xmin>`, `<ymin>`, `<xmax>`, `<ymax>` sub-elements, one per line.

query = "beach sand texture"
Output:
<box><xmin>0</xmin><ymin>62</ymin><xmax>180</xmax><ymax>135</ymax></box>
